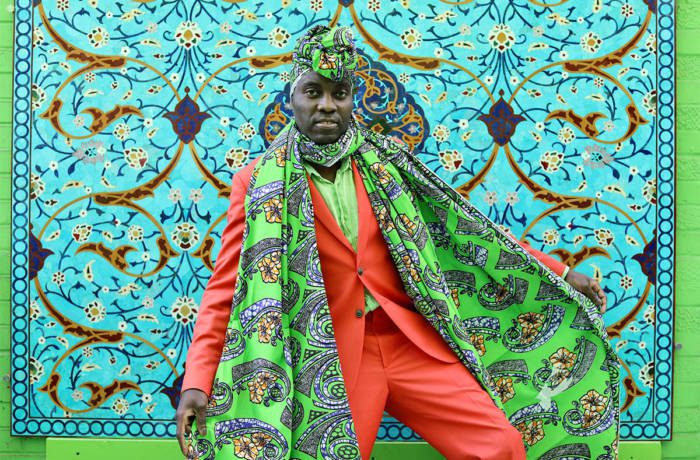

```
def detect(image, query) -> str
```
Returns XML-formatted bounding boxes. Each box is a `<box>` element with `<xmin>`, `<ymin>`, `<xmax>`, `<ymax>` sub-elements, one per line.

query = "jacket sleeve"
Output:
<box><xmin>515</xmin><ymin>238</ymin><xmax>569</xmax><ymax>278</ymax></box>
<box><xmin>181</xmin><ymin>163</ymin><xmax>254</xmax><ymax>395</ymax></box>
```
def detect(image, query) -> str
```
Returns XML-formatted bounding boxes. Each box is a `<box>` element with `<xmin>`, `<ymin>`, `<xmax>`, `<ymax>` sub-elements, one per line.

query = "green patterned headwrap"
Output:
<box><xmin>289</xmin><ymin>25</ymin><xmax>358</xmax><ymax>95</ymax></box>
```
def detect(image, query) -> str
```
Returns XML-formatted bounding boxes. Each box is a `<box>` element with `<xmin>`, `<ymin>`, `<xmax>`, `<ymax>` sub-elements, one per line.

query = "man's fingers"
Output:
<box><xmin>566</xmin><ymin>271</ymin><xmax>608</xmax><ymax>313</ymax></box>
<box><xmin>591</xmin><ymin>283</ymin><xmax>604</xmax><ymax>300</ymax></box>
<box><xmin>176</xmin><ymin>411</ymin><xmax>193</xmax><ymax>457</ymax></box>
<box><xmin>594</xmin><ymin>285</ymin><xmax>607</xmax><ymax>313</ymax></box>
<box><xmin>196</xmin><ymin>406</ymin><xmax>207</xmax><ymax>436</ymax></box>
<box><xmin>581</xmin><ymin>284</ymin><xmax>598</xmax><ymax>305</ymax></box>
<box><xmin>177</xmin><ymin>436</ymin><xmax>187</xmax><ymax>457</ymax></box>
<box><xmin>588</xmin><ymin>282</ymin><xmax>607</xmax><ymax>312</ymax></box>
<box><xmin>588</xmin><ymin>289</ymin><xmax>599</xmax><ymax>305</ymax></box>
<box><xmin>176</xmin><ymin>424</ymin><xmax>189</xmax><ymax>457</ymax></box>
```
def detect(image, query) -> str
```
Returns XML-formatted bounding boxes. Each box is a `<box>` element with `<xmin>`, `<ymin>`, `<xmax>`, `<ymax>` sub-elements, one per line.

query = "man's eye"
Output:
<box><xmin>305</xmin><ymin>89</ymin><xmax>319</xmax><ymax>97</ymax></box>
<box><xmin>335</xmin><ymin>90</ymin><xmax>349</xmax><ymax>98</ymax></box>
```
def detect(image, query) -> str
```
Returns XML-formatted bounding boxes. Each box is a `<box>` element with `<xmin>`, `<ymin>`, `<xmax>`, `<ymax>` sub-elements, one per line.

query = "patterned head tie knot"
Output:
<box><xmin>289</xmin><ymin>25</ymin><xmax>358</xmax><ymax>95</ymax></box>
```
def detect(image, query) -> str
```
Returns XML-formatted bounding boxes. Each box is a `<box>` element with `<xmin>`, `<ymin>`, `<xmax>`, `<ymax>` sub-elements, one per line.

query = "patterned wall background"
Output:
<box><xmin>11</xmin><ymin>0</ymin><xmax>674</xmax><ymax>443</ymax></box>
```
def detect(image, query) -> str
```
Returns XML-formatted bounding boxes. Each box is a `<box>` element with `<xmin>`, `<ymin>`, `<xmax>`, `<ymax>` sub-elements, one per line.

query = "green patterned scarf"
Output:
<box><xmin>194</xmin><ymin>124</ymin><xmax>620</xmax><ymax>460</ymax></box>
<box><xmin>290</xmin><ymin>25</ymin><xmax>358</xmax><ymax>96</ymax></box>
<box><xmin>297</xmin><ymin>121</ymin><xmax>360</xmax><ymax>168</ymax></box>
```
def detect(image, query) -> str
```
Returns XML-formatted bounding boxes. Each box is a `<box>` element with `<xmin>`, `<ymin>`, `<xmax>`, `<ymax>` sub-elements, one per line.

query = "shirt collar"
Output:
<box><xmin>304</xmin><ymin>156</ymin><xmax>352</xmax><ymax>184</ymax></box>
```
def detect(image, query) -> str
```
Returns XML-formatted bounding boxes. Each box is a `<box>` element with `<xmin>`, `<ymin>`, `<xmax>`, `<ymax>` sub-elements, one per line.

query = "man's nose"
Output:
<box><xmin>317</xmin><ymin>93</ymin><xmax>336</xmax><ymax>111</ymax></box>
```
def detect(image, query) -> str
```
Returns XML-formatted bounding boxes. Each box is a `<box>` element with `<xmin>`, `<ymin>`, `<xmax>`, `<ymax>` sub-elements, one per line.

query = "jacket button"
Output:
<box><xmin>357</xmin><ymin>267</ymin><xmax>364</xmax><ymax>276</ymax></box>
<box><xmin>355</xmin><ymin>309</ymin><xmax>363</xmax><ymax>318</ymax></box>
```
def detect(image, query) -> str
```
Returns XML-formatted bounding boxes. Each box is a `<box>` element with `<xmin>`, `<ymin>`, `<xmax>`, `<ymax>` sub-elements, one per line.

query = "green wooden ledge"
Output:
<box><xmin>45</xmin><ymin>438</ymin><xmax>661</xmax><ymax>459</ymax></box>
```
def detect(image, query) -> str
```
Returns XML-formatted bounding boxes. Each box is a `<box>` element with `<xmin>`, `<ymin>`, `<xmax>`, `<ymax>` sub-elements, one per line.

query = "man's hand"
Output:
<box><xmin>564</xmin><ymin>270</ymin><xmax>607</xmax><ymax>313</ymax></box>
<box><xmin>176</xmin><ymin>388</ymin><xmax>209</xmax><ymax>458</ymax></box>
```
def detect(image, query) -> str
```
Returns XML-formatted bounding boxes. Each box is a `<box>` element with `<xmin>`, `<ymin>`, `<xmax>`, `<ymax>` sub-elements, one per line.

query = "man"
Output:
<box><xmin>176</xmin><ymin>25</ymin><xmax>617</xmax><ymax>460</ymax></box>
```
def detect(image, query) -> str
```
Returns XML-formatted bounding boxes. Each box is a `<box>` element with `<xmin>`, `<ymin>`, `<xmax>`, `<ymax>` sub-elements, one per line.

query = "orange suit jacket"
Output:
<box><xmin>182</xmin><ymin>158</ymin><xmax>568</xmax><ymax>395</ymax></box>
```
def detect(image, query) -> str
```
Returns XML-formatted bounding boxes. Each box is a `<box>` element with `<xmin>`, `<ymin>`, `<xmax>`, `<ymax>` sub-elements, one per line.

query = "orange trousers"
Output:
<box><xmin>346</xmin><ymin>308</ymin><xmax>527</xmax><ymax>460</ymax></box>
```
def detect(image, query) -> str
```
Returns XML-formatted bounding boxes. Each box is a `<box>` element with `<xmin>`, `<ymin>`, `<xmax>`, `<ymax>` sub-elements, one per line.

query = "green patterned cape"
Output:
<box><xmin>194</xmin><ymin>123</ymin><xmax>620</xmax><ymax>460</ymax></box>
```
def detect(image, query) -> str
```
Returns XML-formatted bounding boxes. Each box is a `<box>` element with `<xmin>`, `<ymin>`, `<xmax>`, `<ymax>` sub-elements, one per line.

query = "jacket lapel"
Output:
<box><xmin>352</xmin><ymin>160</ymin><xmax>373</xmax><ymax>257</ymax></box>
<box><xmin>307</xmin><ymin>175</ymin><xmax>355</xmax><ymax>253</ymax></box>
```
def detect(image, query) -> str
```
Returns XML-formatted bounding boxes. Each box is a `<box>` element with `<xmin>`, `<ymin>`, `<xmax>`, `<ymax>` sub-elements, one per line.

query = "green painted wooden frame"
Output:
<box><xmin>45</xmin><ymin>439</ymin><xmax>661</xmax><ymax>460</ymax></box>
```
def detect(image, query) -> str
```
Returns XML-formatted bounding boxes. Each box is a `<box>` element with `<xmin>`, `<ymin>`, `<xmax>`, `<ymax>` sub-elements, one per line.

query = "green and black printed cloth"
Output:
<box><xmin>194</xmin><ymin>120</ymin><xmax>620</xmax><ymax>460</ymax></box>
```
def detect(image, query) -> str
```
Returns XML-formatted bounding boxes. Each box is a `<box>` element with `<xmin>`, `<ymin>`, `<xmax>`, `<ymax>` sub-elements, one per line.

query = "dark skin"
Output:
<box><xmin>290</xmin><ymin>71</ymin><xmax>355</xmax><ymax>181</ymax></box>
<box><xmin>175</xmin><ymin>70</ymin><xmax>606</xmax><ymax>458</ymax></box>
<box><xmin>565</xmin><ymin>270</ymin><xmax>607</xmax><ymax>312</ymax></box>
<box><xmin>176</xmin><ymin>389</ymin><xmax>206</xmax><ymax>458</ymax></box>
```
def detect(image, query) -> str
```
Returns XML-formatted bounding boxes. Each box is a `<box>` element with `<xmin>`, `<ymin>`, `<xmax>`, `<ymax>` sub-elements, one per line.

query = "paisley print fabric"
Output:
<box><xmin>195</xmin><ymin>124</ymin><xmax>619</xmax><ymax>459</ymax></box>
<box><xmin>290</xmin><ymin>25</ymin><xmax>359</xmax><ymax>96</ymax></box>
<box><xmin>297</xmin><ymin>120</ymin><xmax>361</xmax><ymax>168</ymax></box>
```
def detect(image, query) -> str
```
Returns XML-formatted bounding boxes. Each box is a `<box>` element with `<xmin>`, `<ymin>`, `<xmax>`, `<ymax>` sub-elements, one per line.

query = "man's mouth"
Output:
<box><xmin>314</xmin><ymin>120</ymin><xmax>338</xmax><ymax>128</ymax></box>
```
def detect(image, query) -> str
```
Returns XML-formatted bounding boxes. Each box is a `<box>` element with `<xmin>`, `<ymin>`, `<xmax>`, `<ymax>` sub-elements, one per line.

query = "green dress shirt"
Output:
<box><xmin>305</xmin><ymin>157</ymin><xmax>381</xmax><ymax>313</ymax></box>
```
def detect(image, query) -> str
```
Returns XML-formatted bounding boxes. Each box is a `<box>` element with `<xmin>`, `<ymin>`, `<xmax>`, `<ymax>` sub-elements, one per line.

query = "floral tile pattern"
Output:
<box><xmin>11</xmin><ymin>0</ymin><xmax>674</xmax><ymax>441</ymax></box>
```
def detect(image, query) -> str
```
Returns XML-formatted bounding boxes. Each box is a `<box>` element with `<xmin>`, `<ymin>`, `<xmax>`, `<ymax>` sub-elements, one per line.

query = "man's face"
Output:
<box><xmin>290</xmin><ymin>71</ymin><xmax>354</xmax><ymax>145</ymax></box>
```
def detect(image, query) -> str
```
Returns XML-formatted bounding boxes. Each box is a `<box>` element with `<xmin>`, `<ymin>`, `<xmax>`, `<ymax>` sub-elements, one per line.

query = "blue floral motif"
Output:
<box><xmin>28</xmin><ymin>225</ymin><xmax>53</xmax><ymax>280</ymax></box>
<box><xmin>632</xmin><ymin>234</ymin><xmax>657</xmax><ymax>285</ymax></box>
<box><xmin>164</xmin><ymin>89</ymin><xmax>211</xmax><ymax>144</ymax></box>
<box><xmin>477</xmin><ymin>92</ymin><xmax>526</xmax><ymax>147</ymax></box>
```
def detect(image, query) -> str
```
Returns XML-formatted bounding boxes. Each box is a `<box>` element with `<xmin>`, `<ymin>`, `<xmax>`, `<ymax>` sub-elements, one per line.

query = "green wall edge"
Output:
<box><xmin>44</xmin><ymin>438</ymin><xmax>662</xmax><ymax>460</ymax></box>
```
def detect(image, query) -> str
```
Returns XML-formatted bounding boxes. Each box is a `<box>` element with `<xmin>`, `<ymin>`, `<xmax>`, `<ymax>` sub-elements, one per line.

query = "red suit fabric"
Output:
<box><xmin>351</xmin><ymin>306</ymin><xmax>526</xmax><ymax>459</ymax></box>
<box><xmin>182</xmin><ymin>159</ymin><xmax>567</xmax><ymax>458</ymax></box>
